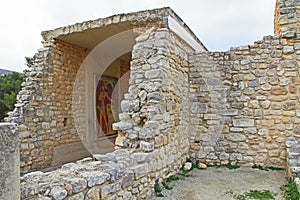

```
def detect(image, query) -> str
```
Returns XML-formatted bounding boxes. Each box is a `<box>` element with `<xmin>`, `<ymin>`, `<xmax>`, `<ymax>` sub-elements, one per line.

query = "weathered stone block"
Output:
<box><xmin>233</xmin><ymin>118</ymin><xmax>254</xmax><ymax>127</ymax></box>
<box><xmin>113</xmin><ymin>122</ymin><xmax>133</xmax><ymax>131</ymax></box>
<box><xmin>85</xmin><ymin>187</ymin><xmax>100</xmax><ymax>200</ymax></box>
<box><xmin>145</xmin><ymin>69</ymin><xmax>163</xmax><ymax>79</ymax></box>
<box><xmin>283</xmin><ymin>46</ymin><xmax>294</xmax><ymax>53</ymax></box>
<box><xmin>226</xmin><ymin>133</ymin><xmax>246</xmax><ymax>142</ymax></box>
<box><xmin>270</xmin><ymin>86</ymin><xmax>287</xmax><ymax>94</ymax></box>
<box><xmin>190</xmin><ymin>102</ymin><xmax>207</xmax><ymax>114</ymax></box>
<box><xmin>140</xmin><ymin>141</ymin><xmax>154</xmax><ymax>152</ymax></box>
<box><xmin>223</xmin><ymin>109</ymin><xmax>238</xmax><ymax>116</ymax></box>
<box><xmin>269</xmin><ymin>150</ymin><xmax>280</xmax><ymax>157</ymax></box>
<box><xmin>50</xmin><ymin>186</ymin><xmax>68</xmax><ymax>200</ymax></box>
<box><xmin>244</xmin><ymin>127</ymin><xmax>257</xmax><ymax>134</ymax></box>
<box><xmin>130</xmin><ymin>152</ymin><xmax>151</xmax><ymax>164</ymax></box>
<box><xmin>82</xmin><ymin>172</ymin><xmax>110</xmax><ymax>187</ymax></box>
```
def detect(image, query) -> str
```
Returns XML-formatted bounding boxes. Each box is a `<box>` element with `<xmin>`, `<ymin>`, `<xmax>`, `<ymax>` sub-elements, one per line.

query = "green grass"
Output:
<box><xmin>154</xmin><ymin>183</ymin><xmax>164</xmax><ymax>197</ymax></box>
<box><xmin>266</xmin><ymin>166</ymin><xmax>284</xmax><ymax>171</ymax></box>
<box><xmin>252</xmin><ymin>164</ymin><xmax>284</xmax><ymax>171</ymax></box>
<box><xmin>155</xmin><ymin>159</ymin><xmax>200</xmax><ymax>197</ymax></box>
<box><xmin>206</xmin><ymin>162</ymin><xmax>221</xmax><ymax>168</ymax></box>
<box><xmin>165</xmin><ymin>175</ymin><xmax>180</xmax><ymax>182</ymax></box>
<box><xmin>162</xmin><ymin>181</ymin><xmax>172</xmax><ymax>190</ymax></box>
<box><xmin>233</xmin><ymin>190</ymin><xmax>275</xmax><ymax>200</ymax></box>
<box><xmin>225</xmin><ymin>162</ymin><xmax>240</xmax><ymax>170</ymax></box>
<box><xmin>281</xmin><ymin>177</ymin><xmax>300</xmax><ymax>200</ymax></box>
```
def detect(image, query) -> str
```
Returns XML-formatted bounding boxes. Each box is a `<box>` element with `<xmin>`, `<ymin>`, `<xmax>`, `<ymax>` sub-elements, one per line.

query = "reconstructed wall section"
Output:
<box><xmin>189</xmin><ymin>35</ymin><xmax>300</xmax><ymax>168</ymax></box>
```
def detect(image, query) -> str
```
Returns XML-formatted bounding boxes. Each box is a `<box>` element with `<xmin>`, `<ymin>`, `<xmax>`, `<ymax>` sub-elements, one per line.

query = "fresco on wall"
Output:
<box><xmin>95</xmin><ymin>75</ymin><xmax>118</xmax><ymax>139</ymax></box>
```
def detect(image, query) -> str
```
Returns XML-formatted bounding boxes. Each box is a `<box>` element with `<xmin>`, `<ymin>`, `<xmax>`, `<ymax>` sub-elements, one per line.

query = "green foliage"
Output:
<box><xmin>266</xmin><ymin>166</ymin><xmax>284</xmax><ymax>171</ymax></box>
<box><xmin>252</xmin><ymin>164</ymin><xmax>284</xmax><ymax>171</ymax></box>
<box><xmin>179</xmin><ymin>159</ymin><xmax>200</xmax><ymax>177</ymax></box>
<box><xmin>207</xmin><ymin>162</ymin><xmax>221</xmax><ymax>168</ymax></box>
<box><xmin>25</xmin><ymin>56</ymin><xmax>35</xmax><ymax>67</ymax></box>
<box><xmin>154</xmin><ymin>183</ymin><xmax>163</xmax><ymax>197</ymax></box>
<box><xmin>233</xmin><ymin>190</ymin><xmax>275</xmax><ymax>200</ymax></box>
<box><xmin>281</xmin><ymin>177</ymin><xmax>300</xmax><ymax>200</ymax></box>
<box><xmin>0</xmin><ymin>72</ymin><xmax>24</xmax><ymax>121</ymax></box>
<box><xmin>165</xmin><ymin>175</ymin><xmax>180</xmax><ymax>182</ymax></box>
<box><xmin>224</xmin><ymin>162</ymin><xmax>240</xmax><ymax>170</ymax></box>
<box><xmin>162</xmin><ymin>181</ymin><xmax>172</xmax><ymax>190</ymax></box>
<box><xmin>252</xmin><ymin>164</ymin><xmax>268</xmax><ymax>171</ymax></box>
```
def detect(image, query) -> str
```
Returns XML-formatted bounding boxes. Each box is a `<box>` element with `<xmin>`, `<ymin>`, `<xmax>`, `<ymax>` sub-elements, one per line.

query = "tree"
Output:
<box><xmin>0</xmin><ymin>72</ymin><xmax>25</xmax><ymax>121</ymax></box>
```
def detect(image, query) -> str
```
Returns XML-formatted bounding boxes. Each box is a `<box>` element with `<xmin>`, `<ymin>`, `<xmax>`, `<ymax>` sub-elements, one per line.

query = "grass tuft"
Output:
<box><xmin>154</xmin><ymin>183</ymin><xmax>164</xmax><ymax>197</ymax></box>
<box><xmin>281</xmin><ymin>177</ymin><xmax>300</xmax><ymax>200</ymax></box>
<box><xmin>234</xmin><ymin>190</ymin><xmax>275</xmax><ymax>200</ymax></box>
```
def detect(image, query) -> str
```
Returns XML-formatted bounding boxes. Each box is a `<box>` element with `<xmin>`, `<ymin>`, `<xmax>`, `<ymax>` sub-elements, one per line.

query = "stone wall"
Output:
<box><xmin>7</xmin><ymin>39</ymin><xmax>87</xmax><ymax>173</ymax></box>
<box><xmin>189</xmin><ymin>34</ymin><xmax>300</xmax><ymax>168</ymax></box>
<box><xmin>0</xmin><ymin>123</ymin><xmax>19</xmax><ymax>200</ymax></box>
<box><xmin>13</xmin><ymin>0</ymin><xmax>300</xmax><ymax>198</ymax></box>
<box><xmin>20</xmin><ymin>27</ymin><xmax>196</xmax><ymax>200</ymax></box>
<box><xmin>275</xmin><ymin>0</ymin><xmax>300</xmax><ymax>36</ymax></box>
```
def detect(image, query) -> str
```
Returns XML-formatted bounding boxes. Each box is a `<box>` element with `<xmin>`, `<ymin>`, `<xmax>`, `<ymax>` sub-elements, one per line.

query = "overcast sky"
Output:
<box><xmin>0</xmin><ymin>0</ymin><xmax>276</xmax><ymax>72</ymax></box>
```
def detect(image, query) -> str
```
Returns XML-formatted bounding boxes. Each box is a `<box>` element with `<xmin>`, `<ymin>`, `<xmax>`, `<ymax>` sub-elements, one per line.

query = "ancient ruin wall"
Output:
<box><xmin>189</xmin><ymin>34</ymin><xmax>300</xmax><ymax>168</ymax></box>
<box><xmin>20</xmin><ymin>27</ymin><xmax>196</xmax><ymax>200</ymax></box>
<box><xmin>9</xmin><ymin>39</ymin><xmax>87</xmax><ymax>173</ymax></box>
<box><xmin>114</xmin><ymin>26</ymin><xmax>193</xmax><ymax>173</ymax></box>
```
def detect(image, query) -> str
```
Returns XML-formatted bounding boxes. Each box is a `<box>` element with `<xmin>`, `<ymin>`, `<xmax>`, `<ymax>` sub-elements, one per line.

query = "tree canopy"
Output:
<box><xmin>0</xmin><ymin>72</ymin><xmax>25</xmax><ymax>121</ymax></box>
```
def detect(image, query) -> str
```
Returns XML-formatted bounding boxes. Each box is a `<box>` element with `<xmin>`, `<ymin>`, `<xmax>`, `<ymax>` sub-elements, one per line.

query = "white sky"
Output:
<box><xmin>0</xmin><ymin>0</ymin><xmax>276</xmax><ymax>72</ymax></box>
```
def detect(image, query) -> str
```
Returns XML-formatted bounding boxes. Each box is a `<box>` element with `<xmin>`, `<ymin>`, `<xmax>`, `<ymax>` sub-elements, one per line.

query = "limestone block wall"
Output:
<box><xmin>0</xmin><ymin>123</ymin><xmax>19</xmax><ymax>200</ymax></box>
<box><xmin>275</xmin><ymin>0</ymin><xmax>300</xmax><ymax>36</ymax></box>
<box><xmin>20</xmin><ymin>27</ymin><xmax>196</xmax><ymax>200</ymax></box>
<box><xmin>114</xmin><ymin>27</ymin><xmax>192</xmax><ymax>159</ymax></box>
<box><xmin>189</xmin><ymin>34</ymin><xmax>300</xmax><ymax>168</ymax></box>
<box><xmin>7</xmin><ymin>39</ymin><xmax>87</xmax><ymax>173</ymax></box>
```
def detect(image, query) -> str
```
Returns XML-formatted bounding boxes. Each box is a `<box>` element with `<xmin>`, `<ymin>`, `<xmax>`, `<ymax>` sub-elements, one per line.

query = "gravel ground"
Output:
<box><xmin>151</xmin><ymin>167</ymin><xmax>286</xmax><ymax>200</ymax></box>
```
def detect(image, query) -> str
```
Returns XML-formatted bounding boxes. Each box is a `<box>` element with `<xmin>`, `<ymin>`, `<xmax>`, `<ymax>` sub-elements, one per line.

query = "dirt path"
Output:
<box><xmin>151</xmin><ymin>167</ymin><xmax>287</xmax><ymax>200</ymax></box>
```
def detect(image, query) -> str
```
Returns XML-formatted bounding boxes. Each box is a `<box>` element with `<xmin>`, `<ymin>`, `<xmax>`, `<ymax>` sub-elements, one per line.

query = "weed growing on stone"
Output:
<box><xmin>252</xmin><ymin>164</ymin><xmax>268</xmax><ymax>171</ymax></box>
<box><xmin>232</xmin><ymin>190</ymin><xmax>275</xmax><ymax>200</ymax></box>
<box><xmin>165</xmin><ymin>175</ymin><xmax>180</xmax><ymax>182</ymax></box>
<box><xmin>281</xmin><ymin>177</ymin><xmax>300</xmax><ymax>200</ymax></box>
<box><xmin>162</xmin><ymin>181</ymin><xmax>172</xmax><ymax>190</ymax></box>
<box><xmin>252</xmin><ymin>164</ymin><xmax>284</xmax><ymax>171</ymax></box>
<box><xmin>266</xmin><ymin>166</ymin><xmax>284</xmax><ymax>171</ymax></box>
<box><xmin>179</xmin><ymin>159</ymin><xmax>199</xmax><ymax>177</ymax></box>
<box><xmin>154</xmin><ymin>183</ymin><xmax>164</xmax><ymax>197</ymax></box>
<box><xmin>206</xmin><ymin>162</ymin><xmax>221</xmax><ymax>168</ymax></box>
<box><xmin>224</xmin><ymin>162</ymin><xmax>240</xmax><ymax>170</ymax></box>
